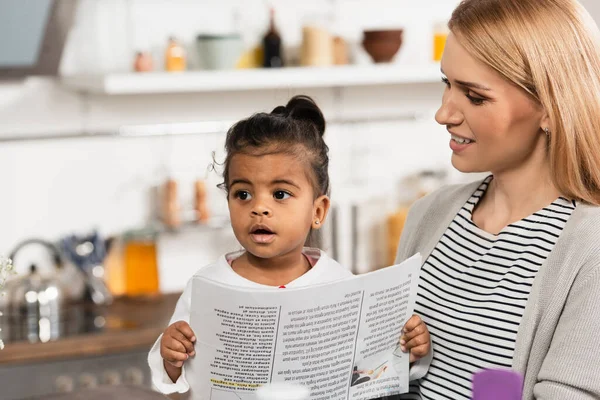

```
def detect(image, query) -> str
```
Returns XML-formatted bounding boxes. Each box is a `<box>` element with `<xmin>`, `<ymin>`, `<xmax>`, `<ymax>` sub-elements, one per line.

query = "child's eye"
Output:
<box><xmin>234</xmin><ymin>190</ymin><xmax>252</xmax><ymax>201</ymax></box>
<box><xmin>273</xmin><ymin>190</ymin><xmax>291</xmax><ymax>200</ymax></box>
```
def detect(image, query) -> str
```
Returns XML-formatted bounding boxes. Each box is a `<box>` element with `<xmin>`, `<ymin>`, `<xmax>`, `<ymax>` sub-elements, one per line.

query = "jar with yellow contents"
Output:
<box><xmin>433</xmin><ymin>22</ymin><xmax>450</xmax><ymax>62</ymax></box>
<box><xmin>105</xmin><ymin>228</ymin><xmax>160</xmax><ymax>297</ymax></box>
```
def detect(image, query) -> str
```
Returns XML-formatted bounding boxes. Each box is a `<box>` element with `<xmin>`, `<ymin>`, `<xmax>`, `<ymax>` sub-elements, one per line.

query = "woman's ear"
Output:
<box><xmin>312</xmin><ymin>195</ymin><xmax>330</xmax><ymax>229</ymax></box>
<box><xmin>540</xmin><ymin>111</ymin><xmax>551</xmax><ymax>133</ymax></box>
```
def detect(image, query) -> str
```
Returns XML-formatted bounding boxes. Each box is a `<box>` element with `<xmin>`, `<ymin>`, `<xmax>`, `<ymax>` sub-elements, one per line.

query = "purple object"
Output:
<box><xmin>472</xmin><ymin>369</ymin><xmax>523</xmax><ymax>400</ymax></box>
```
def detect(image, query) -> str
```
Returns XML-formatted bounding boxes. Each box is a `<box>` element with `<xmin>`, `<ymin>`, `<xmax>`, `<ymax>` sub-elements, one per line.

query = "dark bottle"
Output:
<box><xmin>263</xmin><ymin>8</ymin><xmax>283</xmax><ymax>68</ymax></box>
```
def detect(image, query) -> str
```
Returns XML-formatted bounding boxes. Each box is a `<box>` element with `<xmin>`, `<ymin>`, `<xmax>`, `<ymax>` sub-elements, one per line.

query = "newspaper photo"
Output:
<box><xmin>186</xmin><ymin>253</ymin><xmax>422</xmax><ymax>400</ymax></box>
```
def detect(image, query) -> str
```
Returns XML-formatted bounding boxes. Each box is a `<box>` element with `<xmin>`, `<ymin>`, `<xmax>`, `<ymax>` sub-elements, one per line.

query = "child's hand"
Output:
<box><xmin>160</xmin><ymin>321</ymin><xmax>196</xmax><ymax>369</ymax></box>
<box><xmin>400</xmin><ymin>314</ymin><xmax>430</xmax><ymax>363</ymax></box>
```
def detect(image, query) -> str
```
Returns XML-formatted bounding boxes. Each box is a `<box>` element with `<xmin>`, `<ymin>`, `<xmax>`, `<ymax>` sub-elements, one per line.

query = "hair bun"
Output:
<box><xmin>284</xmin><ymin>95</ymin><xmax>326</xmax><ymax>137</ymax></box>
<box><xmin>271</xmin><ymin>105</ymin><xmax>288</xmax><ymax>117</ymax></box>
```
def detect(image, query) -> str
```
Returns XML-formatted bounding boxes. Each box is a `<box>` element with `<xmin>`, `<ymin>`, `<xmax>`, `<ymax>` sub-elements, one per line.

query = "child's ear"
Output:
<box><xmin>312</xmin><ymin>195</ymin><xmax>330</xmax><ymax>229</ymax></box>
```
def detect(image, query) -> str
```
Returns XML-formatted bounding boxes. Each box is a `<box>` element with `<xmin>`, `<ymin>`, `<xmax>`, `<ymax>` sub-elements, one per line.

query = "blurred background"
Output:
<box><xmin>1</xmin><ymin>0</ymin><xmax>598</xmax><ymax>398</ymax></box>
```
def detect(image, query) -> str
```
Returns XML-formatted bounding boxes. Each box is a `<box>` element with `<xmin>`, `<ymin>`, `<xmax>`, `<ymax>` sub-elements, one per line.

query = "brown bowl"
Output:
<box><xmin>362</xmin><ymin>38</ymin><xmax>403</xmax><ymax>63</ymax></box>
<box><xmin>363</xmin><ymin>29</ymin><xmax>404</xmax><ymax>41</ymax></box>
<box><xmin>362</xmin><ymin>29</ymin><xmax>404</xmax><ymax>63</ymax></box>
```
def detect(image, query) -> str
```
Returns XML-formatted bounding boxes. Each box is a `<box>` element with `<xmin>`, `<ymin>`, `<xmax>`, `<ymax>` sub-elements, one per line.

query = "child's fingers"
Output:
<box><xmin>172</xmin><ymin>330</ymin><xmax>196</xmax><ymax>355</ymax></box>
<box><xmin>404</xmin><ymin>332</ymin><xmax>429</xmax><ymax>351</ymax></box>
<box><xmin>402</xmin><ymin>315</ymin><xmax>422</xmax><ymax>334</ymax></box>
<box><xmin>164</xmin><ymin>336</ymin><xmax>188</xmax><ymax>354</ymax></box>
<box><xmin>409</xmin><ymin>344</ymin><xmax>430</xmax><ymax>363</ymax></box>
<box><xmin>164</xmin><ymin>339</ymin><xmax>187</xmax><ymax>354</ymax></box>
<box><xmin>161</xmin><ymin>336</ymin><xmax>185</xmax><ymax>357</ymax></box>
<box><xmin>162</xmin><ymin>348</ymin><xmax>189</xmax><ymax>367</ymax></box>
<box><xmin>401</xmin><ymin>322</ymin><xmax>426</xmax><ymax>344</ymax></box>
<box><xmin>174</xmin><ymin>321</ymin><xmax>197</xmax><ymax>342</ymax></box>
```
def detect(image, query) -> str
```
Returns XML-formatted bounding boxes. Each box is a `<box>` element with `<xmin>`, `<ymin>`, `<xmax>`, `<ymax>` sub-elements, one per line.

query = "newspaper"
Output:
<box><xmin>187</xmin><ymin>253</ymin><xmax>422</xmax><ymax>400</ymax></box>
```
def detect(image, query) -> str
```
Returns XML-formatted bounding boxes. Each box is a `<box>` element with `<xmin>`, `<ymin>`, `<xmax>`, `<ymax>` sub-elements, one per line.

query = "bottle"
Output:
<box><xmin>386</xmin><ymin>171</ymin><xmax>446</xmax><ymax>266</ymax></box>
<box><xmin>387</xmin><ymin>207</ymin><xmax>410</xmax><ymax>266</ymax></box>
<box><xmin>163</xmin><ymin>178</ymin><xmax>181</xmax><ymax>229</ymax></box>
<box><xmin>165</xmin><ymin>36</ymin><xmax>187</xmax><ymax>72</ymax></box>
<box><xmin>263</xmin><ymin>8</ymin><xmax>284</xmax><ymax>68</ymax></box>
<box><xmin>333</xmin><ymin>36</ymin><xmax>349</xmax><ymax>65</ymax></box>
<box><xmin>194</xmin><ymin>179</ymin><xmax>210</xmax><ymax>223</ymax></box>
<box><xmin>433</xmin><ymin>22</ymin><xmax>449</xmax><ymax>62</ymax></box>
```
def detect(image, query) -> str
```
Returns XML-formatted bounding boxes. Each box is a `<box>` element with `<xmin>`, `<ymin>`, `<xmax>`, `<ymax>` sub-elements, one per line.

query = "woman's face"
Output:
<box><xmin>435</xmin><ymin>33</ymin><xmax>548</xmax><ymax>174</ymax></box>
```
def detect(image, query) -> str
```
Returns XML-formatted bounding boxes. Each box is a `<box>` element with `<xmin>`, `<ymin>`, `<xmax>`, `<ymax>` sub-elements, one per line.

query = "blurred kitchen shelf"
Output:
<box><xmin>156</xmin><ymin>215</ymin><xmax>231</xmax><ymax>235</ymax></box>
<box><xmin>0</xmin><ymin>112</ymin><xmax>425</xmax><ymax>143</ymax></box>
<box><xmin>61</xmin><ymin>64</ymin><xmax>442</xmax><ymax>95</ymax></box>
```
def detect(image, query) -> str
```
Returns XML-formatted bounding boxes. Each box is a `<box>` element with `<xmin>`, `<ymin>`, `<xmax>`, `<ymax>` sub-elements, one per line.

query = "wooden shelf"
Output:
<box><xmin>61</xmin><ymin>63</ymin><xmax>442</xmax><ymax>95</ymax></box>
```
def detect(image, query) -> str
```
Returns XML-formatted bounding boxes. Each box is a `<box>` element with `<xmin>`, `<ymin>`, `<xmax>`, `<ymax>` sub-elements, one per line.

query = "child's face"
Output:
<box><xmin>227</xmin><ymin>152</ymin><xmax>329</xmax><ymax>260</ymax></box>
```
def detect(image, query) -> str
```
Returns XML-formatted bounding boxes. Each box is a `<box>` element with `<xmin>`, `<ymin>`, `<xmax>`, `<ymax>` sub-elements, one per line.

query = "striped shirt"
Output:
<box><xmin>400</xmin><ymin>176</ymin><xmax>576</xmax><ymax>400</ymax></box>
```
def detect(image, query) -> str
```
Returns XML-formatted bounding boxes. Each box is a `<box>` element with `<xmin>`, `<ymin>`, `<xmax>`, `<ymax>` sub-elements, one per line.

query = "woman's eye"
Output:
<box><xmin>274</xmin><ymin>191</ymin><xmax>291</xmax><ymax>200</ymax></box>
<box><xmin>234</xmin><ymin>191</ymin><xmax>252</xmax><ymax>201</ymax></box>
<box><xmin>441</xmin><ymin>77</ymin><xmax>450</xmax><ymax>87</ymax></box>
<box><xmin>466</xmin><ymin>93</ymin><xmax>486</xmax><ymax>106</ymax></box>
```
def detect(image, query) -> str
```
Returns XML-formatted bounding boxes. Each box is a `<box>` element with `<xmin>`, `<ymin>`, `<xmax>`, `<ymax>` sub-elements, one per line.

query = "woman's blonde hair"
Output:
<box><xmin>449</xmin><ymin>0</ymin><xmax>600</xmax><ymax>205</ymax></box>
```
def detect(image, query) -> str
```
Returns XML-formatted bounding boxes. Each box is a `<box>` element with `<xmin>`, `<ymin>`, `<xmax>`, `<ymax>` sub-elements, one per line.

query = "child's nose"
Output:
<box><xmin>251</xmin><ymin>205</ymin><xmax>271</xmax><ymax>216</ymax></box>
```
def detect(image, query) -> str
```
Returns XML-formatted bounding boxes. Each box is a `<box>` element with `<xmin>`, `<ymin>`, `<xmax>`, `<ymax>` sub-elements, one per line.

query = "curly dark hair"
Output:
<box><xmin>220</xmin><ymin>95</ymin><xmax>330</xmax><ymax>199</ymax></box>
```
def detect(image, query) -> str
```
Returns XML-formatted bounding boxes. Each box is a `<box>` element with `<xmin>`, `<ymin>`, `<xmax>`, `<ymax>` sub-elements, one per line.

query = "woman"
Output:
<box><xmin>396</xmin><ymin>0</ymin><xmax>600</xmax><ymax>399</ymax></box>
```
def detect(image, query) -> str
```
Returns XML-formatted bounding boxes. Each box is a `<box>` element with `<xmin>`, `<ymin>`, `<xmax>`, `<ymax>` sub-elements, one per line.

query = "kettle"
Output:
<box><xmin>7</xmin><ymin>238</ymin><xmax>85</xmax><ymax>302</ymax></box>
<box><xmin>2</xmin><ymin>238</ymin><xmax>84</xmax><ymax>343</ymax></box>
<box><xmin>8</xmin><ymin>264</ymin><xmax>65</xmax><ymax>343</ymax></box>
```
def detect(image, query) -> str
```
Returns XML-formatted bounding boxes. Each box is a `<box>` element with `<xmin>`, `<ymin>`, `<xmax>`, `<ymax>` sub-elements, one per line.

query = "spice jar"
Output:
<box><xmin>165</xmin><ymin>37</ymin><xmax>187</xmax><ymax>72</ymax></box>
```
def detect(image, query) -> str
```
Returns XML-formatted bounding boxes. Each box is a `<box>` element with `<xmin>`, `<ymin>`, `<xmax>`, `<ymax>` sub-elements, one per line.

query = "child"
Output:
<box><xmin>148</xmin><ymin>95</ymin><xmax>431</xmax><ymax>396</ymax></box>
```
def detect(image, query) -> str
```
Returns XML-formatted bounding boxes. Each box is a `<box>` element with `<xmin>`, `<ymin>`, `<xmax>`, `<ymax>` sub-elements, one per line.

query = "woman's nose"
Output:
<box><xmin>435</xmin><ymin>90</ymin><xmax>463</xmax><ymax>127</ymax></box>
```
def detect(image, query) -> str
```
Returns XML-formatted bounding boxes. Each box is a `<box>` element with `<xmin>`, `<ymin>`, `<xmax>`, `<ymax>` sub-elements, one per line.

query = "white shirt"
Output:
<box><xmin>148</xmin><ymin>248</ymin><xmax>352</xmax><ymax>395</ymax></box>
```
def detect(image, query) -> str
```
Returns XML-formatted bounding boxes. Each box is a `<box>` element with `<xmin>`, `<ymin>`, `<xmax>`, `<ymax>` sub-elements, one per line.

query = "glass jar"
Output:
<box><xmin>105</xmin><ymin>229</ymin><xmax>160</xmax><ymax>297</ymax></box>
<box><xmin>433</xmin><ymin>22</ymin><xmax>450</xmax><ymax>62</ymax></box>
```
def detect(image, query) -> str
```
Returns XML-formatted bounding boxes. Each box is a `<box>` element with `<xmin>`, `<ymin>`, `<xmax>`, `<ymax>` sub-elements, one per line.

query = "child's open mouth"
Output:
<box><xmin>250</xmin><ymin>226</ymin><xmax>276</xmax><ymax>244</ymax></box>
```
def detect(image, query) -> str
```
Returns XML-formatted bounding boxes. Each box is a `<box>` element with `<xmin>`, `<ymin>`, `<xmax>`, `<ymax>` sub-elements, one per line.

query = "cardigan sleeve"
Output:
<box><xmin>533</xmin><ymin>263</ymin><xmax>600</xmax><ymax>399</ymax></box>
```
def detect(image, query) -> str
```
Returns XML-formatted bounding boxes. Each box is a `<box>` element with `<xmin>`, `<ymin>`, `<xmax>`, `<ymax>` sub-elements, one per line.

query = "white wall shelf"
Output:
<box><xmin>0</xmin><ymin>113</ymin><xmax>423</xmax><ymax>143</ymax></box>
<box><xmin>61</xmin><ymin>63</ymin><xmax>442</xmax><ymax>95</ymax></box>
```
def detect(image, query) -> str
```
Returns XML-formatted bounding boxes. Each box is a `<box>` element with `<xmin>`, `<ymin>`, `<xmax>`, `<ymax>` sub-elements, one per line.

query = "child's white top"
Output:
<box><xmin>148</xmin><ymin>247</ymin><xmax>353</xmax><ymax>395</ymax></box>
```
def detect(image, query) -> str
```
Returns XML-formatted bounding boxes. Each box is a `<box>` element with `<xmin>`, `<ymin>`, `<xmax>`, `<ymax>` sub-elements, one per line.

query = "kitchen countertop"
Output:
<box><xmin>0</xmin><ymin>293</ymin><xmax>180</xmax><ymax>365</ymax></box>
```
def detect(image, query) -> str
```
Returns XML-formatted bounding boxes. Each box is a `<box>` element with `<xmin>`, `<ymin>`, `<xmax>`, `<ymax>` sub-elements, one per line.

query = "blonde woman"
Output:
<box><xmin>395</xmin><ymin>0</ymin><xmax>600</xmax><ymax>399</ymax></box>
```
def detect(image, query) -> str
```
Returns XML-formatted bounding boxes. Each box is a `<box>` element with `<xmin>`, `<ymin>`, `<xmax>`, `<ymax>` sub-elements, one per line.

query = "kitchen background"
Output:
<box><xmin>2</xmin><ymin>0</ymin><xmax>465</xmax><ymax>280</ymax></box>
<box><xmin>2</xmin><ymin>0</ymin><xmax>599</xmax><ymax>398</ymax></box>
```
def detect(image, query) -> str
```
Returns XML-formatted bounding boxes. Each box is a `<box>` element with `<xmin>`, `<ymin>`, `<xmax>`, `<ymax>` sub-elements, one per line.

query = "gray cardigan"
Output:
<box><xmin>395</xmin><ymin>179</ymin><xmax>600</xmax><ymax>399</ymax></box>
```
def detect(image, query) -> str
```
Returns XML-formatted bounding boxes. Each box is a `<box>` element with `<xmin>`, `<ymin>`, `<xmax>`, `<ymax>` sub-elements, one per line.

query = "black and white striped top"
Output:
<box><xmin>401</xmin><ymin>176</ymin><xmax>576</xmax><ymax>400</ymax></box>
